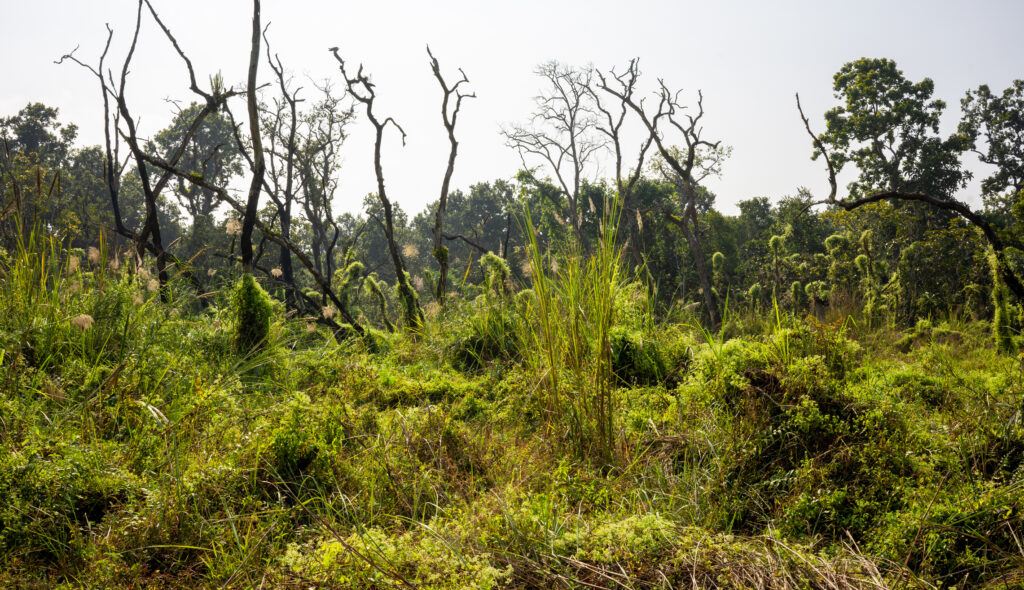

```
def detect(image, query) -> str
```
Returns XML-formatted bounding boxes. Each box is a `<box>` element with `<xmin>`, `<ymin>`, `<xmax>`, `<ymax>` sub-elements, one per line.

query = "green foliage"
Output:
<box><xmin>790</xmin><ymin>280</ymin><xmax>805</xmax><ymax>311</ymax></box>
<box><xmin>447</xmin><ymin>300</ymin><xmax>519</xmax><ymax>372</ymax></box>
<box><xmin>232</xmin><ymin>273</ymin><xmax>274</xmax><ymax>353</ymax></box>
<box><xmin>480</xmin><ymin>252</ymin><xmax>511</xmax><ymax>296</ymax></box>
<box><xmin>609</xmin><ymin>326</ymin><xmax>666</xmax><ymax>385</ymax></box>
<box><xmin>990</xmin><ymin>249</ymin><xmax>1016</xmax><ymax>353</ymax></box>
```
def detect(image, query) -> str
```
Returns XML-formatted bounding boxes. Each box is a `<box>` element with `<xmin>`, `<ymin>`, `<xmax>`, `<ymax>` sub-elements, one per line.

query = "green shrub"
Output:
<box><xmin>610</xmin><ymin>326</ymin><xmax>666</xmax><ymax>385</ymax></box>
<box><xmin>232</xmin><ymin>274</ymin><xmax>273</xmax><ymax>353</ymax></box>
<box><xmin>447</xmin><ymin>298</ymin><xmax>519</xmax><ymax>372</ymax></box>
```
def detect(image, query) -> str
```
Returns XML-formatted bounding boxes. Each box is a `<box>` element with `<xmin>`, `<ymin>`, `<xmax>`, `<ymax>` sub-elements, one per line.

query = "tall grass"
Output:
<box><xmin>518</xmin><ymin>196</ymin><xmax>627</xmax><ymax>467</ymax></box>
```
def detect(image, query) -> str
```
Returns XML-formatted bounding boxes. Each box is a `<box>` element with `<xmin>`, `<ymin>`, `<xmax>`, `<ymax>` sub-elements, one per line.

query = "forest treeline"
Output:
<box><xmin>2</xmin><ymin>0</ymin><xmax>1022</xmax><ymax>341</ymax></box>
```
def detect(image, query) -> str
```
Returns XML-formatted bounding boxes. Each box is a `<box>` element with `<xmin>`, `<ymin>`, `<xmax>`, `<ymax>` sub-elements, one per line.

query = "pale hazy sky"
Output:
<box><xmin>2</xmin><ymin>0</ymin><xmax>1022</xmax><ymax>216</ymax></box>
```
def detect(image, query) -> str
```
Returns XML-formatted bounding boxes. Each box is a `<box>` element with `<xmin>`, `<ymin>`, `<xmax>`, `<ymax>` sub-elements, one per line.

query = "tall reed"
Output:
<box><xmin>518</xmin><ymin>195</ymin><xmax>627</xmax><ymax>467</ymax></box>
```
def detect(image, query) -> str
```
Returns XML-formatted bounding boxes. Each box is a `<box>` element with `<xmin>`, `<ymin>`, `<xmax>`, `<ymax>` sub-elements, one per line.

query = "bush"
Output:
<box><xmin>610</xmin><ymin>326</ymin><xmax>666</xmax><ymax>385</ymax></box>
<box><xmin>232</xmin><ymin>274</ymin><xmax>273</xmax><ymax>353</ymax></box>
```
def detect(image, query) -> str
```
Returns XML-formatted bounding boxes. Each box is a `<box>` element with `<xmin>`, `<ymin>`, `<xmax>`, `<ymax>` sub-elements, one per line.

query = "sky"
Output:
<box><xmin>2</xmin><ymin>0</ymin><xmax>1022</xmax><ymax>216</ymax></box>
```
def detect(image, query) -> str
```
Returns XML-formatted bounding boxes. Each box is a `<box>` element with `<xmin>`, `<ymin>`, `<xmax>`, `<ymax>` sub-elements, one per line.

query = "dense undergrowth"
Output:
<box><xmin>3</xmin><ymin>236</ymin><xmax>1024</xmax><ymax>588</ymax></box>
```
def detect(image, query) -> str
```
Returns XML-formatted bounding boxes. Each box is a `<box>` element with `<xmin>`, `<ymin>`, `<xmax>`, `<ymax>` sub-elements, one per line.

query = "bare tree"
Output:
<box><xmin>427</xmin><ymin>45</ymin><xmax>474</xmax><ymax>305</ymax></box>
<box><xmin>56</xmin><ymin>26</ymin><xmax>128</xmax><ymax>245</ymax></box>
<box><xmin>505</xmin><ymin>61</ymin><xmax>605</xmax><ymax>243</ymax></box>
<box><xmin>239</xmin><ymin>0</ymin><xmax>266</xmax><ymax>271</ymax></box>
<box><xmin>295</xmin><ymin>85</ymin><xmax>353</xmax><ymax>286</ymax></box>
<box><xmin>590</xmin><ymin>62</ymin><xmax>652</xmax><ymax>264</ymax></box>
<box><xmin>597</xmin><ymin>59</ymin><xmax>727</xmax><ymax>325</ymax></box>
<box><xmin>330</xmin><ymin>48</ymin><xmax>423</xmax><ymax>327</ymax></box>
<box><xmin>59</xmin><ymin>0</ymin><xmax>241</xmax><ymax>297</ymax></box>
<box><xmin>259</xmin><ymin>35</ymin><xmax>301</xmax><ymax>296</ymax></box>
<box><xmin>71</xmin><ymin>0</ymin><xmax>365</xmax><ymax>335</ymax></box>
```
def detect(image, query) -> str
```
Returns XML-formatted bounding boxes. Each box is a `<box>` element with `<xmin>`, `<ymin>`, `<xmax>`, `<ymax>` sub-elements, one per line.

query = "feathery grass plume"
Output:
<box><xmin>402</xmin><ymin>243</ymin><xmax>420</xmax><ymax>259</ymax></box>
<box><xmin>480</xmin><ymin>252</ymin><xmax>511</xmax><ymax>296</ymax></box>
<box><xmin>791</xmin><ymin>280</ymin><xmax>806</xmax><ymax>311</ymax></box>
<box><xmin>233</xmin><ymin>273</ymin><xmax>274</xmax><ymax>353</ymax></box>
<box><xmin>270</xmin><ymin>267</ymin><xmax>283</xmax><ymax>278</ymax></box>
<box><xmin>225</xmin><ymin>217</ymin><xmax>243</xmax><ymax>236</ymax></box>
<box><xmin>747</xmin><ymin>282</ymin><xmax>763</xmax><ymax>312</ymax></box>
<box><xmin>87</xmin><ymin>246</ymin><xmax>101</xmax><ymax>264</ymax></box>
<box><xmin>71</xmin><ymin>313</ymin><xmax>94</xmax><ymax>332</ymax></box>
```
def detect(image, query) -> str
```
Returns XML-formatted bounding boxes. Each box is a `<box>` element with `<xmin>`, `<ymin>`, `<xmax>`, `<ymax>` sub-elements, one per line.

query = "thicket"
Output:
<box><xmin>2</xmin><ymin>219</ymin><xmax>1024</xmax><ymax>588</ymax></box>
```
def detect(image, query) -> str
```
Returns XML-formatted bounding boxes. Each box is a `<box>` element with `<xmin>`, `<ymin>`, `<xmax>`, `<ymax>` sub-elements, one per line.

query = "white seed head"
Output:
<box><xmin>71</xmin><ymin>314</ymin><xmax>95</xmax><ymax>332</ymax></box>
<box><xmin>225</xmin><ymin>218</ymin><xmax>243</xmax><ymax>236</ymax></box>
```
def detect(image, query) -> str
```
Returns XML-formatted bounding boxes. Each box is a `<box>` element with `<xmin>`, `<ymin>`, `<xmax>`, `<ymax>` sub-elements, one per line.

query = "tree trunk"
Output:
<box><xmin>240</xmin><ymin>0</ymin><xmax>265</xmax><ymax>271</ymax></box>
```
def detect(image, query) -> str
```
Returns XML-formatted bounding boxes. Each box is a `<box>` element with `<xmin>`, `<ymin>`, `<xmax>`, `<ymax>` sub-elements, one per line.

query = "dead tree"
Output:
<box><xmin>598</xmin><ymin>59</ymin><xmax>726</xmax><ymax>326</ymax></box>
<box><xmin>138</xmin><ymin>149</ymin><xmax>364</xmax><ymax>334</ymax></box>
<box><xmin>240</xmin><ymin>0</ymin><xmax>266</xmax><ymax>271</ymax></box>
<box><xmin>504</xmin><ymin>61</ymin><xmax>605</xmax><ymax>244</ymax></box>
<box><xmin>261</xmin><ymin>35</ymin><xmax>301</xmax><ymax>298</ymax></box>
<box><xmin>591</xmin><ymin>63</ymin><xmax>652</xmax><ymax>265</ymax></box>
<box><xmin>796</xmin><ymin>93</ymin><xmax>1024</xmax><ymax>300</ymax></box>
<box><xmin>56</xmin><ymin>26</ymin><xmax>129</xmax><ymax>246</ymax></box>
<box><xmin>65</xmin><ymin>0</ymin><xmax>364</xmax><ymax>335</ymax></box>
<box><xmin>59</xmin><ymin>0</ymin><xmax>241</xmax><ymax>297</ymax></box>
<box><xmin>330</xmin><ymin>48</ymin><xmax>423</xmax><ymax>328</ymax></box>
<box><xmin>294</xmin><ymin>85</ymin><xmax>353</xmax><ymax>287</ymax></box>
<box><xmin>221</xmin><ymin>47</ymin><xmax>361</xmax><ymax>328</ymax></box>
<box><xmin>427</xmin><ymin>45</ymin><xmax>474</xmax><ymax>305</ymax></box>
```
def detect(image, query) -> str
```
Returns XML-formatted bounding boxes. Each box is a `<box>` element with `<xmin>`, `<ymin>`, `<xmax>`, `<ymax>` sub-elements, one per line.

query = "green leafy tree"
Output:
<box><xmin>0</xmin><ymin>103</ymin><xmax>77</xmax><ymax>168</ymax></box>
<box><xmin>961</xmin><ymin>80</ymin><xmax>1024</xmax><ymax>236</ymax></box>
<box><xmin>820</xmin><ymin>58</ymin><xmax>969</xmax><ymax>201</ymax></box>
